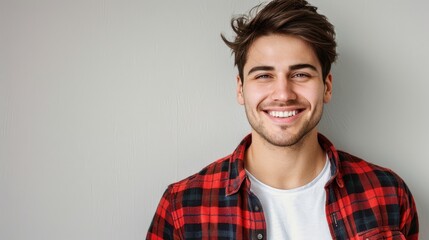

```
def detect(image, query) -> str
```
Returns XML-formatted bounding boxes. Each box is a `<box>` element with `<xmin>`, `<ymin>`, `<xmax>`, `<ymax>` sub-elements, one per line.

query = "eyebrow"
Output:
<box><xmin>247</xmin><ymin>63</ymin><xmax>318</xmax><ymax>75</ymax></box>
<box><xmin>289</xmin><ymin>63</ymin><xmax>318</xmax><ymax>72</ymax></box>
<box><xmin>247</xmin><ymin>66</ymin><xmax>274</xmax><ymax>75</ymax></box>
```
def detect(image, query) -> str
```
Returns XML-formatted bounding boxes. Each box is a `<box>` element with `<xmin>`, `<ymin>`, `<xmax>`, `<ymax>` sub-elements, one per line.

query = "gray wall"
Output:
<box><xmin>1</xmin><ymin>0</ymin><xmax>427</xmax><ymax>239</ymax></box>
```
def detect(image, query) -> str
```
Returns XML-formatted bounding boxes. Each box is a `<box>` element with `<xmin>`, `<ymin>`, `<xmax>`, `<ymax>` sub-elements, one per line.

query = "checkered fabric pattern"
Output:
<box><xmin>147</xmin><ymin>134</ymin><xmax>418</xmax><ymax>239</ymax></box>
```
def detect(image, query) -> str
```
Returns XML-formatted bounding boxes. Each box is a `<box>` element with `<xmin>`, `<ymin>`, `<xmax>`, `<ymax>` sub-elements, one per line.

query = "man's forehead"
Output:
<box><xmin>243</xmin><ymin>34</ymin><xmax>321</xmax><ymax>73</ymax></box>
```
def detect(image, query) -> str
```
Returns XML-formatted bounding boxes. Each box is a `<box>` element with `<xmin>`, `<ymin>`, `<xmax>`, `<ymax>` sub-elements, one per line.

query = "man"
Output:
<box><xmin>147</xmin><ymin>0</ymin><xmax>419</xmax><ymax>239</ymax></box>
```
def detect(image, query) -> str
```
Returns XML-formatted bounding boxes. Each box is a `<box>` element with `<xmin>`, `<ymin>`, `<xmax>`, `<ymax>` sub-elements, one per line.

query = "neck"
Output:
<box><xmin>245</xmin><ymin>130</ymin><xmax>326</xmax><ymax>190</ymax></box>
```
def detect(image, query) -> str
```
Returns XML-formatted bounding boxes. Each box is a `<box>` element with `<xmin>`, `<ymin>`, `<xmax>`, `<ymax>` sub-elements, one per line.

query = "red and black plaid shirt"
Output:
<box><xmin>147</xmin><ymin>134</ymin><xmax>419</xmax><ymax>239</ymax></box>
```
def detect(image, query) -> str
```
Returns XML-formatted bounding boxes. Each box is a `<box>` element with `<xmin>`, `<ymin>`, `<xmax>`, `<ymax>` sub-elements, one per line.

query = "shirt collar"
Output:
<box><xmin>225</xmin><ymin>133</ymin><xmax>344</xmax><ymax>196</ymax></box>
<box><xmin>318</xmin><ymin>133</ymin><xmax>344</xmax><ymax>188</ymax></box>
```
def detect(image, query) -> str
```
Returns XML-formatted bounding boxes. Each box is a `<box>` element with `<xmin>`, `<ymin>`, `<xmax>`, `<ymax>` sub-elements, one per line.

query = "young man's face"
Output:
<box><xmin>237</xmin><ymin>34</ymin><xmax>332</xmax><ymax>147</ymax></box>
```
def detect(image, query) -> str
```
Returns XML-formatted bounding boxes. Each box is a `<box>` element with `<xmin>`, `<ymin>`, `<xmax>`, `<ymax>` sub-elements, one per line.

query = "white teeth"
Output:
<box><xmin>269</xmin><ymin>110</ymin><xmax>298</xmax><ymax>118</ymax></box>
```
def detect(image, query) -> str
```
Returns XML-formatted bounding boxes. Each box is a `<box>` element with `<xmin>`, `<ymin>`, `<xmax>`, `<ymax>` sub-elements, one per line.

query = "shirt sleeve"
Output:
<box><xmin>146</xmin><ymin>187</ymin><xmax>180</xmax><ymax>240</ymax></box>
<box><xmin>399</xmin><ymin>180</ymin><xmax>419</xmax><ymax>240</ymax></box>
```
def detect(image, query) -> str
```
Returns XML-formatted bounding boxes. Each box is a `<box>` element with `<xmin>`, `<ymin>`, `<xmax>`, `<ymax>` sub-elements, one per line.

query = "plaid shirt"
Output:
<box><xmin>147</xmin><ymin>134</ymin><xmax>419</xmax><ymax>239</ymax></box>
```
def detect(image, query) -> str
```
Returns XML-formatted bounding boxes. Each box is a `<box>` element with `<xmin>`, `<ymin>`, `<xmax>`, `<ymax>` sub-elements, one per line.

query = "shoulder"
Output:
<box><xmin>336</xmin><ymin>150</ymin><xmax>411</xmax><ymax>195</ymax></box>
<box><xmin>165</xmin><ymin>154</ymin><xmax>232</xmax><ymax>197</ymax></box>
<box><xmin>338</xmin><ymin>151</ymin><xmax>397</xmax><ymax>175</ymax></box>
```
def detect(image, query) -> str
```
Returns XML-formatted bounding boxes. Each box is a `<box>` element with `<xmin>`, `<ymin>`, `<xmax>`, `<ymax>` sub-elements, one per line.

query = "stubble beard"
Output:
<box><xmin>245</xmin><ymin>104</ymin><xmax>323</xmax><ymax>149</ymax></box>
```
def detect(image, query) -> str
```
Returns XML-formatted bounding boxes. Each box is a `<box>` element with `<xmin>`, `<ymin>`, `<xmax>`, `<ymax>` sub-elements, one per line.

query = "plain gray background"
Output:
<box><xmin>1</xmin><ymin>0</ymin><xmax>427</xmax><ymax>239</ymax></box>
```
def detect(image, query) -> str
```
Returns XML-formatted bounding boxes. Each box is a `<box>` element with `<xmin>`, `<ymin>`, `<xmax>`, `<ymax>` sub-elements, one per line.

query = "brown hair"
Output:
<box><xmin>221</xmin><ymin>0</ymin><xmax>337</xmax><ymax>82</ymax></box>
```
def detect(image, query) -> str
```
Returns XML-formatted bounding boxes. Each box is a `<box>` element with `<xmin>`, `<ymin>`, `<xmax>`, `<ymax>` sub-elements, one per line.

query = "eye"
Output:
<box><xmin>291</xmin><ymin>72</ymin><xmax>311</xmax><ymax>80</ymax></box>
<box><xmin>255</xmin><ymin>74</ymin><xmax>272</xmax><ymax>79</ymax></box>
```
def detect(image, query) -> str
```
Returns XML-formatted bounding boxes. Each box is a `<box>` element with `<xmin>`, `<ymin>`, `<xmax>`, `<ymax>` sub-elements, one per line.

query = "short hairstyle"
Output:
<box><xmin>221</xmin><ymin>0</ymin><xmax>337</xmax><ymax>83</ymax></box>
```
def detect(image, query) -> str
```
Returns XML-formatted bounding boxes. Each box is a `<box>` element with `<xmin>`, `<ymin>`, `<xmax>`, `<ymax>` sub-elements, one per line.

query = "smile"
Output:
<box><xmin>268</xmin><ymin>110</ymin><xmax>298</xmax><ymax>118</ymax></box>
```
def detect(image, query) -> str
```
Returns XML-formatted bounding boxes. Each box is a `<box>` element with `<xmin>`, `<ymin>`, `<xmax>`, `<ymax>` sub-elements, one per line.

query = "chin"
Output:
<box><xmin>264</xmin><ymin>135</ymin><xmax>304</xmax><ymax>148</ymax></box>
<box><xmin>257</xmin><ymin>125</ymin><xmax>317</xmax><ymax>148</ymax></box>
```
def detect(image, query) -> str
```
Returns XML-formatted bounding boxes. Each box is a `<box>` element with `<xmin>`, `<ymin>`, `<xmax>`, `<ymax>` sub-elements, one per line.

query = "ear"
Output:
<box><xmin>236</xmin><ymin>75</ymin><xmax>244</xmax><ymax>105</ymax></box>
<box><xmin>323</xmin><ymin>73</ymin><xmax>333</xmax><ymax>103</ymax></box>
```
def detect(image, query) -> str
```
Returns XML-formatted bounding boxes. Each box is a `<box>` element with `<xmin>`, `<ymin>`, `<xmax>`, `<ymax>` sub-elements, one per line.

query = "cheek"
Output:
<box><xmin>243</xmin><ymin>84</ymin><xmax>268</xmax><ymax>105</ymax></box>
<box><xmin>300</xmin><ymin>83</ymin><xmax>324</xmax><ymax>99</ymax></box>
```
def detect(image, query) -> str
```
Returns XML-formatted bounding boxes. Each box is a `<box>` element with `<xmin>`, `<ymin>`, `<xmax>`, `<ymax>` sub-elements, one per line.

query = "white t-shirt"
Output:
<box><xmin>247</xmin><ymin>157</ymin><xmax>332</xmax><ymax>240</ymax></box>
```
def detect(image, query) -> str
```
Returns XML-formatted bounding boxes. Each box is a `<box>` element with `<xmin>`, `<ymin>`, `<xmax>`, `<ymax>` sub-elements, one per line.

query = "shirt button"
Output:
<box><xmin>254</xmin><ymin>205</ymin><xmax>260</xmax><ymax>211</ymax></box>
<box><xmin>257</xmin><ymin>233</ymin><xmax>264</xmax><ymax>239</ymax></box>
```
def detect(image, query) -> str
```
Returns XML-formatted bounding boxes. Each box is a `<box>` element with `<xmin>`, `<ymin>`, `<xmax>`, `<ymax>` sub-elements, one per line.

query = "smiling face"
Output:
<box><xmin>237</xmin><ymin>34</ymin><xmax>332</xmax><ymax>148</ymax></box>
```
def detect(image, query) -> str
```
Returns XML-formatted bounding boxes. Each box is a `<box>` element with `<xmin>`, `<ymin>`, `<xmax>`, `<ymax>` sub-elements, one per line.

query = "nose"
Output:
<box><xmin>271</xmin><ymin>77</ymin><xmax>297</xmax><ymax>102</ymax></box>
